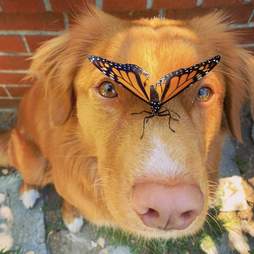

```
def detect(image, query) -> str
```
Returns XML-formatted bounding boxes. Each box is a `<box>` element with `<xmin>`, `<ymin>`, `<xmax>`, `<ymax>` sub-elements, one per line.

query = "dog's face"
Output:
<box><xmin>31</xmin><ymin>9</ymin><xmax>253</xmax><ymax>239</ymax></box>
<box><xmin>74</xmin><ymin>20</ymin><xmax>226</xmax><ymax>238</ymax></box>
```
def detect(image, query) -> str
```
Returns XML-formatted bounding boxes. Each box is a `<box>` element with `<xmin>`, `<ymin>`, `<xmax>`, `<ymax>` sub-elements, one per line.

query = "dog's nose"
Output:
<box><xmin>132</xmin><ymin>182</ymin><xmax>203</xmax><ymax>230</ymax></box>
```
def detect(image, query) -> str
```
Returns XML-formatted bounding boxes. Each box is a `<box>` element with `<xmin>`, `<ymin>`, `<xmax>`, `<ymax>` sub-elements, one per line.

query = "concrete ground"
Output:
<box><xmin>0</xmin><ymin>110</ymin><xmax>253</xmax><ymax>254</ymax></box>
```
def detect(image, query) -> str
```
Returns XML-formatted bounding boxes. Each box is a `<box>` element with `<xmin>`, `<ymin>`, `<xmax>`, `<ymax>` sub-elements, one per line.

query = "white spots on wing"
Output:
<box><xmin>143</xmin><ymin>135</ymin><xmax>183</xmax><ymax>176</ymax></box>
<box><xmin>196</xmin><ymin>74</ymin><xmax>202</xmax><ymax>80</ymax></box>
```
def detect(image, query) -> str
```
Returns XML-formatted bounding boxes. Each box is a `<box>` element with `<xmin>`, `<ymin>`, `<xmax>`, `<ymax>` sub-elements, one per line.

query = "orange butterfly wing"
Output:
<box><xmin>156</xmin><ymin>55</ymin><xmax>221</xmax><ymax>105</ymax></box>
<box><xmin>89</xmin><ymin>55</ymin><xmax>221</xmax><ymax>107</ymax></box>
<box><xmin>88</xmin><ymin>56</ymin><xmax>150</xmax><ymax>104</ymax></box>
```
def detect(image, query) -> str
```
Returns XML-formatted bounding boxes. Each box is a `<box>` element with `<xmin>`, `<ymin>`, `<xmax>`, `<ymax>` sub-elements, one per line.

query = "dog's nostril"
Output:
<box><xmin>181</xmin><ymin>210</ymin><xmax>195</xmax><ymax>220</ymax></box>
<box><xmin>146</xmin><ymin>208</ymin><xmax>159</xmax><ymax>218</ymax></box>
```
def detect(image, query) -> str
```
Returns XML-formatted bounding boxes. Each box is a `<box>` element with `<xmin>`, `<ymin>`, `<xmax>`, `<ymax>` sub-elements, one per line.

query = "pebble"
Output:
<box><xmin>91</xmin><ymin>240</ymin><xmax>98</xmax><ymax>248</ymax></box>
<box><xmin>1</xmin><ymin>169</ymin><xmax>9</xmax><ymax>175</ymax></box>
<box><xmin>0</xmin><ymin>206</ymin><xmax>13</xmax><ymax>223</ymax></box>
<box><xmin>0</xmin><ymin>233</ymin><xmax>13</xmax><ymax>251</ymax></box>
<box><xmin>25</xmin><ymin>251</ymin><xmax>35</xmax><ymax>254</ymax></box>
<box><xmin>97</xmin><ymin>237</ymin><xmax>106</xmax><ymax>248</ymax></box>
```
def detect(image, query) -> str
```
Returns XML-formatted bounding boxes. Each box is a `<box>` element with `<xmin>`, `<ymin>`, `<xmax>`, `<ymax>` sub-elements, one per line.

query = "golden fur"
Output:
<box><xmin>2</xmin><ymin>8</ymin><xmax>254</xmax><ymax>239</ymax></box>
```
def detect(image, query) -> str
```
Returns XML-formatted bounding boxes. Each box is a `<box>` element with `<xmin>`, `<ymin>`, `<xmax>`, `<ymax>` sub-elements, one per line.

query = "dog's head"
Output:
<box><xmin>30</xmin><ymin>8</ymin><xmax>254</xmax><ymax>238</ymax></box>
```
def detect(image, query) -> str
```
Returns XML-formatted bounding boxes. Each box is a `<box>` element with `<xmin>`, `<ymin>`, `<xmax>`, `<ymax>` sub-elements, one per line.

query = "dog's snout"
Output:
<box><xmin>132</xmin><ymin>182</ymin><xmax>204</xmax><ymax>230</ymax></box>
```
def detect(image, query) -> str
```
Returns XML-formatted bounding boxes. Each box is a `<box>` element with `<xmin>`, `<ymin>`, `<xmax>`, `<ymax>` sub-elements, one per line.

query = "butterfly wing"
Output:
<box><xmin>156</xmin><ymin>55</ymin><xmax>221</xmax><ymax>105</ymax></box>
<box><xmin>88</xmin><ymin>55</ymin><xmax>150</xmax><ymax>104</ymax></box>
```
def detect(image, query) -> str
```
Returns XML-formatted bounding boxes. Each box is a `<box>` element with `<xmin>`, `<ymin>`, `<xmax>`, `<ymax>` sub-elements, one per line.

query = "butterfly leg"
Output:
<box><xmin>140</xmin><ymin>115</ymin><xmax>153</xmax><ymax>139</ymax></box>
<box><xmin>158</xmin><ymin>113</ymin><xmax>176</xmax><ymax>132</ymax></box>
<box><xmin>160</xmin><ymin>107</ymin><xmax>180</xmax><ymax>121</ymax></box>
<box><xmin>170</xmin><ymin>110</ymin><xmax>180</xmax><ymax>121</ymax></box>
<box><xmin>168</xmin><ymin>114</ymin><xmax>176</xmax><ymax>132</ymax></box>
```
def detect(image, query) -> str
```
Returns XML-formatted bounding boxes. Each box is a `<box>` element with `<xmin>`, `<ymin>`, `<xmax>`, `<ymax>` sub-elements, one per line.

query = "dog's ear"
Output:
<box><xmin>223</xmin><ymin>50</ymin><xmax>247</xmax><ymax>142</ymax></box>
<box><xmin>190</xmin><ymin>12</ymin><xmax>254</xmax><ymax>142</ymax></box>
<box><xmin>29</xmin><ymin>34</ymin><xmax>76</xmax><ymax>126</ymax></box>
<box><xmin>28</xmin><ymin>7</ymin><xmax>121</xmax><ymax>126</ymax></box>
<box><xmin>246</xmin><ymin>56</ymin><xmax>254</xmax><ymax>121</ymax></box>
<box><xmin>223</xmin><ymin>50</ymin><xmax>254</xmax><ymax>142</ymax></box>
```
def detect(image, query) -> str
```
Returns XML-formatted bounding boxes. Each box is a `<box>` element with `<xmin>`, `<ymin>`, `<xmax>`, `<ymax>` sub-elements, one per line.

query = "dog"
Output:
<box><xmin>1</xmin><ymin>7</ymin><xmax>254</xmax><ymax>239</ymax></box>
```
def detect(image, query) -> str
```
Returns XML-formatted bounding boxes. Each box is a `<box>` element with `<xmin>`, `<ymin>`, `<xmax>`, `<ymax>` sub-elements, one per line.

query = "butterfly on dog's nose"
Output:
<box><xmin>88</xmin><ymin>55</ymin><xmax>221</xmax><ymax>138</ymax></box>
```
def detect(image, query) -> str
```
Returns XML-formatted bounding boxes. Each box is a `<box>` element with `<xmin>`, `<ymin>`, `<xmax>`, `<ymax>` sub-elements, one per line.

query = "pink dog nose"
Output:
<box><xmin>132</xmin><ymin>182</ymin><xmax>204</xmax><ymax>230</ymax></box>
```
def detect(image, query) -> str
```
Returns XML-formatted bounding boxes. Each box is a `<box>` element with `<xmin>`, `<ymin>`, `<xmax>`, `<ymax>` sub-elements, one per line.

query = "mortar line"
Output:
<box><xmin>95</xmin><ymin>0</ymin><xmax>103</xmax><ymax>9</ymax></box>
<box><xmin>146</xmin><ymin>0</ymin><xmax>153</xmax><ymax>9</ymax></box>
<box><xmin>43</xmin><ymin>0</ymin><xmax>52</xmax><ymax>11</ymax></box>
<box><xmin>21</xmin><ymin>35</ymin><xmax>31</xmax><ymax>54</ymax></box>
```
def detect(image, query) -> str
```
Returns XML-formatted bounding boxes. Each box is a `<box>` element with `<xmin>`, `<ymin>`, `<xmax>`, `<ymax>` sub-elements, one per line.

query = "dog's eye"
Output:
<box><xmin>98</xmin><ymin>81</ymin><xmax>118</xmax><ymax>98</ymax></box>
<box><xmin>196</xmin><ymin>87</ymin><xmax>213</xmax><ymax>102</ymax></box>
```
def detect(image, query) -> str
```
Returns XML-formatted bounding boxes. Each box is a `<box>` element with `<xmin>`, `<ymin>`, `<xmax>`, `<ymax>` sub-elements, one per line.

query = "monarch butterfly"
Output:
<box><xmin>88</xmin><ymin>55</ymin><xmax>221</xmax><ymax>138</ymax></box>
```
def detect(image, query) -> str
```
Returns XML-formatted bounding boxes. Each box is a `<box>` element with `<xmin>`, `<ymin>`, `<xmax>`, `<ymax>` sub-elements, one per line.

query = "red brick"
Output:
<box><xmin>103</xmin><ymin>0</ymin><xmax>146</xmax><ymax>11</ymax></box>
<box><xmin>243</xmin><ymin>45</ymin><xmax>254</xmax><ymax>52</ymax></box>
<box><xmin>0</xmin><ymin>98</ymin><xmax>20</xmax><ymax>108</ymax></box>
<box><xmin>50</xmin><ymin>0</ymin><xmax>95</xmax><ymax>12</ymax></box>
<box><xmin>0</xmin><ymin>56</ymin><xmax>30</xmax><ymax>70</ymax></box>
<box><xmin>223</xmin><ymin>6</ymin><xmax>254</xmax><ymax>23</ymax></box>
<box><xmin>165</xmin><ymin>8</ymin><xmax>211</xmax><ymax>19</ymax></box>
<box><xmin>25</xmin><ymin>35</ymin><xmax>55</xmax><ymax>52</ymax></box>
<box><xmin>108</xmin><ymin>9</ymin><xmax>159</xmax><ymax>19</ymax></box>
<box><xmin>0</xmin><ymin>13</ymin><xmax>65</xmax><ymax>31</ymax></box>
<box><xmin>0</xmin><ymin>73</ymin><xmax>27</xmax><ymax>84</ymax></box>
<box><xmin>165</xmin><ymin>6</ymin><xmax>253</xmax><ymax>23</ymax></box>
<box><xmin>233</xmin><ymin>28</ymin><xmax>254</xmax><ymax>44</ymax></box>
<box><xmin>0</xmin><ymin>36</ymin><xmax>26</xmax><ymax>53</ymax></box>
<box><xmin>203</xmin><ymin>0</ymin><xmax>244</xmax><ymax>7</ymax></box>
<box><xmin>153</xmin><ymin>0</ymin><xmax>196</xmax><ymax>9</ymax></box>
<box><xmin>0</xmin><ymin>87</ymin><xmax>8</xmax><ymax>97</ymax></box>
<box><xmin>7</xmin><ymin>86</ymin><xmax>31</xmax><ymax>97</ymax></box>
<box><xmin>0</xmin><ymin>0</ymin><xmax>45</xmax><ymax>13</ymax></box>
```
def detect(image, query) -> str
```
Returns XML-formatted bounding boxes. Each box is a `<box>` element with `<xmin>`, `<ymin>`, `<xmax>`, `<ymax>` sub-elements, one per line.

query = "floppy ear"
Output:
<box><xmin>29</xmin><ymin>34</ymin><xmax>76</xmax><ymax>126</ymax></box>
<box><xmin>28</xmin><ymin>7</ymin><xmax>122</xmax><ymax>126</ymax></box>
<box><xmin>246</xmin><ymin>56</ymin><xmax>254</xmax><ymax>121</ymax></box>
<box><xmin>223</xmin><ymin>50</ymin><xmax>254</xmax><ymax>142</ymax></box>
<box><xmin>28</xmin><ymin>9</ymin><xmax>125</xmax><ymax>126</ymax></box>
<box><xmin>190</xmin><ymin>12</ymin><xmax>254</xmax><ymax>142</ymax></box>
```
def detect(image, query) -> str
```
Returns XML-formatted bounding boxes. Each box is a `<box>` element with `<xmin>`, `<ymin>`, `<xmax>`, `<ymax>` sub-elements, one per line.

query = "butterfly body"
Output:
<box><xmin>149</xmin><ymin>85</ymin><xmax>161</xmax><ymax>115</ymax></box>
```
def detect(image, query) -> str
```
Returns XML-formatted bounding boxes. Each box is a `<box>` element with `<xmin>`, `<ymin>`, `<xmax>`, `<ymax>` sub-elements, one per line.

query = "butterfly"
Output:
<box><xmin>88</xmin><ymin>55</ymin><xmax>221</xmax><ymax>138</ymax></box>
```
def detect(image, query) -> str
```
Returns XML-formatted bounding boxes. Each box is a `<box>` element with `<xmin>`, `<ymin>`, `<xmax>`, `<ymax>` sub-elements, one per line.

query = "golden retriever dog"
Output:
<box><xmin>2</xmin><ymin>7</ymin><xmax>254</xmax><ymax>239</ymax></box>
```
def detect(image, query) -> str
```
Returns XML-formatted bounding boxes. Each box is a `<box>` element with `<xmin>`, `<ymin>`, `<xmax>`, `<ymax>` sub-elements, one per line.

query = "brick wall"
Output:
<box><xmin>0</xmin><ymin>0</ymin><xmax>253</xmax><ymax>108</ymax></box>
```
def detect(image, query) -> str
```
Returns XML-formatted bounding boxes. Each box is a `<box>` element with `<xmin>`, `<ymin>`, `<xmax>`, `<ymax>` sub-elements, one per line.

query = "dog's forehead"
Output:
<box><xmin>112</xmin><ymin>24</ymin><xmax>200</xmax><ymax>82</ymax></box>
